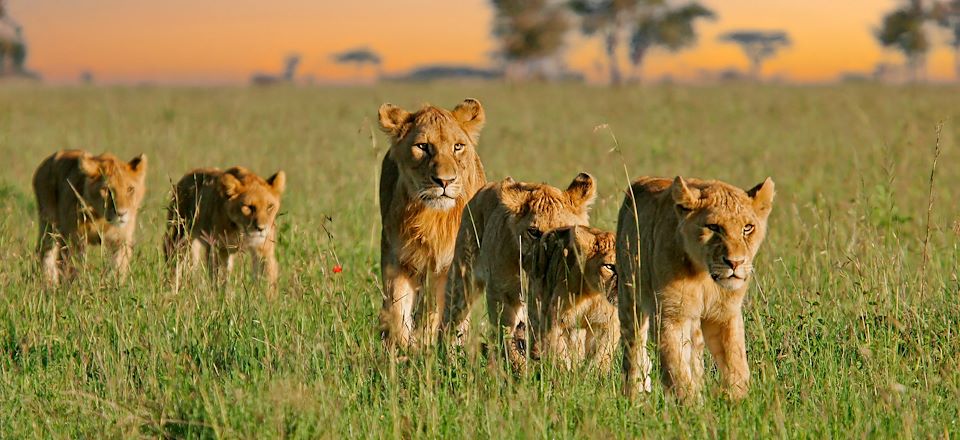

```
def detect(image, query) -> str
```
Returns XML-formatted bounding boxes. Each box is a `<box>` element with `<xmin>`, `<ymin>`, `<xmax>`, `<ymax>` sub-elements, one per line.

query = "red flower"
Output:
<box><xmin>332</xmin><ymin>264</ymin><xmax>343</xmax><ymax>274</ymax></box>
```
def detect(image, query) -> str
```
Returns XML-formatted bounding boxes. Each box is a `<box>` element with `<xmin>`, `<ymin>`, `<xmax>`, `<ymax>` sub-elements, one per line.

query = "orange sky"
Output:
<box><xmin>8</xmin><ymin>0</ymin><xmax>959</xmax><ymax>84</ymax></box>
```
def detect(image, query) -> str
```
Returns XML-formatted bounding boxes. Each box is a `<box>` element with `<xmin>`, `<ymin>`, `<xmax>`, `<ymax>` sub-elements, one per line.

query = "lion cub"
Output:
<box><xmin>617</xmin><ymin>176</ymin><xmax>774</xmax><ymax>402</ymax></box>
<box><xmin>32</xmin><ymin>149</ymin><xmax>147</xmax><ymax>285</ymax></box>
<box><xmin>164</xmin><ymin>166</ymin><xmax>285</xmax><ymax>293</ymax></box>
<box><xmin>526</xmin><ymin>225</ymin><xmax>619</xmax><ymax>372</ymax></box>
<box><xmin>443</xmin><ymin>173</ymin><xmax>596</xmax><ymax>370</ymax></box>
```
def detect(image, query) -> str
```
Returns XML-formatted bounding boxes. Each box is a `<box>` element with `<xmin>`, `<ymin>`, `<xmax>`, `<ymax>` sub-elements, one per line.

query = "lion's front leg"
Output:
<box><xmin>584</xmin><ymin>300</ymin><xmax>620</xmax><ymax>373</ymax></box>
<box><xmin>486</xmin><ymin>286</ymin><xmax>527</xmax><ymax>374</ymax></box>
<box><xmin>659</xmin><ymin>317</ymin><xmax>701</xmax><ymax>403</ymax></box>
<box><xmin>380</xmin><ymin>263</ymin><xmax>420</xmax><ymax>352</ymax></box>
<box><xmin>541</xmin><ymin>295</ymin><xmax>580</xmax><ymax>369</ymax></box>
<box><xmin>252</xmin><ymin>238</ymin><xmax>279</xmax><ymax>296</ymax></box>
<box><xmin>441</xmin><ymin>216</ymin><xmax>485</xmax><ymax>348</ymax></box>
<box><xmin>619</xmin><ymin>283</ymin><xmax>652</xmax><ymax>398</ymax></box>
<box><xmin>37</xmin><ymin>221</ymin><xmax>61</xmax><ymax>285</ymax></box>
<box><xmin>703</xmin><ymin>314</ymin><xmax>749</xmax><ymax>399</ymax></box>
<box><xmin>109</xmin><ymin>238</ymin><xmax>133</xmax><ymax>281</ymax></box>
<box><xmin>57</xmin><ymin>236</ymin><xmax>85</xmax><ymax>284</ymax></box>
<box><xmin>207</xmin><ymin>246</ymin><xmax>234</xmax><ymax>288</ymax></box>
<box><xmin>415</xmin><ymin>268</ymin><xmax>447</xmax><ymax>347</ymax></box>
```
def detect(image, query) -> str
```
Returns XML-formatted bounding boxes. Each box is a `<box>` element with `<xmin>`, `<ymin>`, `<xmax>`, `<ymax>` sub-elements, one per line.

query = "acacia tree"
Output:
<box><xmin>718</xmin><ymin>30</ymin><xmax>791</xmax><ymax>80</ymax></box>
<box><xmin>876</xmin><ymin>0</ymin><xmax>931</xmax><ymax>81</ymax></box>
<box><xmin>331</xmin><ymin>47</ymin><xmax>383</xmax><ymax>80</ymax></box>
<box><xmin>490</xmin><ymin>0</ymin><xmax>570</xmax><ymax>80</ymax></box>
<box><xmin>628</xmin><ymin>2</ymin><xmax>714</xmax><ymax>81</ymax></box>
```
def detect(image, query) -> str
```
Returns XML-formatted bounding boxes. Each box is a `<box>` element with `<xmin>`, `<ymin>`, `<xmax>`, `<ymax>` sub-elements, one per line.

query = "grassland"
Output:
<box><xmin>0</xmin><ymin>83</ymin><xmax>958</xmax><ymax>438</ymax></box>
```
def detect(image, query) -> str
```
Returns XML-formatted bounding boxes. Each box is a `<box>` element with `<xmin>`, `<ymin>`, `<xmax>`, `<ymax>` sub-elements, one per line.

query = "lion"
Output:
<box><xmin>442</xmin><ymin>173</ymin><xmax>596</xmax><ymax>371</ymax></box>
<box><xmin>377</xmin><ymin>98</ymin><xmax>487</xmax><ymax>350</ymax></box>
<box><xmin>616</xmin><ymin>175</ymin><xmax>775</xmax><ymax>402</ymax></box>
<box><xmin>32</xmin><ymin>149</ymin><xmax>147</xmax><ymax>285</ymax></box>
<box><xmin>525</xmin><ymin>225</ymin><xmax>619</xmax><ymax>372</ymax></box>
<box><xmin>164</xmin><ymin>166</ymin><xmax>286</xmax><ymax>294</ymax></box>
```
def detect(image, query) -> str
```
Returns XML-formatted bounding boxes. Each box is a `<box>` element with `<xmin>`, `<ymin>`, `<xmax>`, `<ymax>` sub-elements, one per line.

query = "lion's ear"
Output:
<box><xmin>565</xmin><ymin>173</ymin><xmax>596</xmax><ymax>212</ymax></box>
<box><xmin>671</xmin><ymin>176</ymin><xmax>700</xmax><ymax>213</ymax></box>
<box><xmin>500</xmin><ymin>179</ymin><xmax>528</xmax><ymax>215</ymax></box>
<box><xmin>747</xmin><ymin>177</ymin><xmax>775</xmax><ymax>219</ymax></box>
<box><xmin>522</xmin><ymin>235</ymin><xmax>544</xmax><ymax>273</ymax></box>
<box><xmin>128</xmin><ymin>154</ymin><xmax>147</xmax><ymax>177</ymax></box>
<box><xmin>220</xmin><ymin>173</ymin><xmax>242</xmax><ymax>198</ymax></box>
<box><xmin>79</xmin><ymin>155</ymin><xmax>100</xmax><ymax>177</ymax></box>
<box><xmin>378</xmin><ymin>103</ymin><xmax>412</xmax><ymax>141</ymax></box>
<box><xmin>267</xmin><ymin>170</ymin><xmax>286</xmax><ymax>194</ymax></box>
<box><xmin>452</xmin><ymin>98</ymin><xmax>485</xmax><ymax>140</ymax></box>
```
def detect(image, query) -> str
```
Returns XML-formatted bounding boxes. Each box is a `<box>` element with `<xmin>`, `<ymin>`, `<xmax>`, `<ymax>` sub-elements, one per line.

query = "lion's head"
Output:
<box><xmin>671</xmin><ymin>176</ymin><xmax>775</xmax><ymax>291</ymax></box>
<box><xmin>78</xmin><ymin>153</ymin><xmax>147</xmax><ymax>227</ymax></box>
<box><xmin>500</xmin><ymin>173</ymin><xmax>596</xmax><ymax>255</ymax></box>
<box><xmin>219</xmin><ymin>167</ymin><xmax>286</xmax><ymax>247</ymax></box>
<box><xmin>378</xmin><ymin>98</ymin><xmax>486</xmax><ymax>211</ymax></box>
<box><xmin>529</xmin><ymin>225</ymin><xmax>618</xmax><ymax>301</ymax></box>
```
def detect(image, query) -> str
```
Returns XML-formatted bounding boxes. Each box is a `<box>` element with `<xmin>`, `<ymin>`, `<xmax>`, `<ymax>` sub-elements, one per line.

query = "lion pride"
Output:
<box><xmin>32</xmin><ymin>149</ymin><xmax>147</xmax><ymax>285</ymax></box>
<box><xmin>442</xmin><ymin>173</ymin><xmax>596</xmax><ymax>371</ymax></box>
<box><xmin>617</xmin><ymin>176</ymin><xmax>774</xmax><ymax>402</ymax></box>
<box><xmin>377</xmin><ymin>98</ymin><xmax>487</xmax><ymax>350</ymax></box>
<box><xmin>526</xmin><ymin>225</ymin><xmax>619</xmax><ymax>372</ymax></box>
<box><xmin>164</xmin><ymin>166</ymin><xmax>286</xmax><ymax>293</ymax></box>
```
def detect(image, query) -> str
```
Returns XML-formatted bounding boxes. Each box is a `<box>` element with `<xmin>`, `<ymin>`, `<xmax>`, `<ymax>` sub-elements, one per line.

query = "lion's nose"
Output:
<box><xmin>723</xmin><ymin>257</ymin><xmax>744</xmax><ymax>270</ymax></box>
<box><xmin>431</xmin><ymin>175</ymin><xmax>456</xmax><ymax>188</ymax></box>
<box><xmin>255</xmin><ymin>224</ymin><xmax>266</xmax><ymax>233</ymax></box>
<box><xmin>116</xmin><ymin>209</ymin><xmax>129</xmax><ymax>217</ymax></box>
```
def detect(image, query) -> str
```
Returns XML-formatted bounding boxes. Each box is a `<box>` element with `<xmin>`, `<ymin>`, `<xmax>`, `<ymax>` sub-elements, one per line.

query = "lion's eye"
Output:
<box><xmin>414</xmin><ymin>143</ymin><xmax>430</xmax><ymax>151</ymax></box>
<box><xmin>601</xmin><ymin>263</ymin><xmax>616</xmax><ymax>275</ymax></box>
<box><xmin>454</xmin><ymin>143</ymin><xmax>466</xmax><ymax>152</ymax></box>
<box><xmin>267</xmin><ymin>204</ymin><xmax>275</xmax><ymax>213</ymax></box>
<box><xmin>127</xmin><ymin>186</ymin><xmax>135</xmax><ymax>195</ymax></box>
<box><xmin>706</xmin><ymin>224</ymin><xmax>722</xmax><ymax>234</ymax></box>
<box><xmin>743</xmin><ymin>224</ymin><xmax>755</xmax><ymax>235</ymax></box>
<box><xmin>526</xmin><ymin>227</ymin><xmax>542</xmax><ymax>239</ymax></box>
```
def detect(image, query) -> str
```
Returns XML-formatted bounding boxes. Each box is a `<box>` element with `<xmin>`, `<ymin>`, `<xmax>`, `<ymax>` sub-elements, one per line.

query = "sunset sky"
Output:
<box><xmin>7</xmin><ymin>0</ymin><xmax>960</xmax><ymax>84</ymax></box>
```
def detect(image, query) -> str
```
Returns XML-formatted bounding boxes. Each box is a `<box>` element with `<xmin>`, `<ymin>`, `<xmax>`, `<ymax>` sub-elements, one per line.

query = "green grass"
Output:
<box><xmin>1</xmin><ymin>83</ymin><xmax>958</xmax><ymax>438</ymax></box>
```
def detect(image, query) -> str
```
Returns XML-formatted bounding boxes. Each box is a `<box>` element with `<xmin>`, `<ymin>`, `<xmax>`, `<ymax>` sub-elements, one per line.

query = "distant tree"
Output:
<box><xmin>569</xmin><ymin>0</ymin><xmax>646</xmax><ymax>85</ymax></box>
<box><xmin>876</xmin><ymin>0</ymin><xmax>931</xmax><ymax>81</ymax></box>
<box><xmin>569</xmin><ymin>0</ymin><xmax>713</xmax><ymax>85</ymax></box>
<box><xmin>0</xmin><ymin>0</ymin><xmax>26</xmax><ymax>73</ymax></box>
<box><xmin>932</xmin><ymin>0</ymin><xmax>960</xmax><ymax>78</ymax></box>
<box><xmin>251</xmin><ymin>53</ymin><xmax>301</xmax><ymax>86</ymax></box>
<box><xmin>490</xmin><ymin>0</ymin><xmax>570</xmax><ymax>80</ymax></box>
<box><xmin>628</xmin><ymin>2</ymin><xmax>714</xmax><ymax>81</ymax></box>
<box><xmin>331</xmin><ymin>47</ymin><xmax>383</xmax><ymax>80</ymax></box>
<box><xmin>718</xmin><ymin>30</ymin><xmax>791</xmax><ymax>80</ymax></box>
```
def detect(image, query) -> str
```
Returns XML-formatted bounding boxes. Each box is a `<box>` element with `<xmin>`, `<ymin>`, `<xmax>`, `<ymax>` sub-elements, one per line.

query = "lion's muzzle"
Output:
<box><xmin>418</xmin><ymin>178</ymin><xmax>460</xmax><ymax>211</ymax></box>
<box><xmin>709</xmin><ymin>257</ymin><xmax>752</xmax><ymax>290</ymax></box>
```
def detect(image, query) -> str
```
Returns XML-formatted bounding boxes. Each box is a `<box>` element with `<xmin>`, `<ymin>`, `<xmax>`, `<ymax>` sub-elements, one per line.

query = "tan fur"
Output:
<box><xmin>443</xmin><ymin>173</ymin><xmax>597</xmax><ymax>371</ymax></box>
<box><xmin>617</xmin><ymin>176</ymin><xmax>774</xmax><ymax>402</ymax></box>
<box><xmin>377</xmin><ymin>98</ymin><xmax>487</xmax><ymax>350</ymax></box>
<box><xmin>32</xmin><ymin>149</ymin><xmax>147</xmax><ymax>285</ymax></box>
<box><xmin>526</xmin><ymin>225</ymin><xmax>619</xmax><ymax>372</ymax></box>
<box><xmin>164</xmin><ymin>166</ymin><xmax>286</xmax><ymax>295</ymax></box>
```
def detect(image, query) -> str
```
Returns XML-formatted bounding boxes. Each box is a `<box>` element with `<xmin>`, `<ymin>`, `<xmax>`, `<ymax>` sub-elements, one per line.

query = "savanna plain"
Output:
<box><xmin>0</xmin><ymin>83</ymin><xmax>958</xmax><ymax>438</ymax></box>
